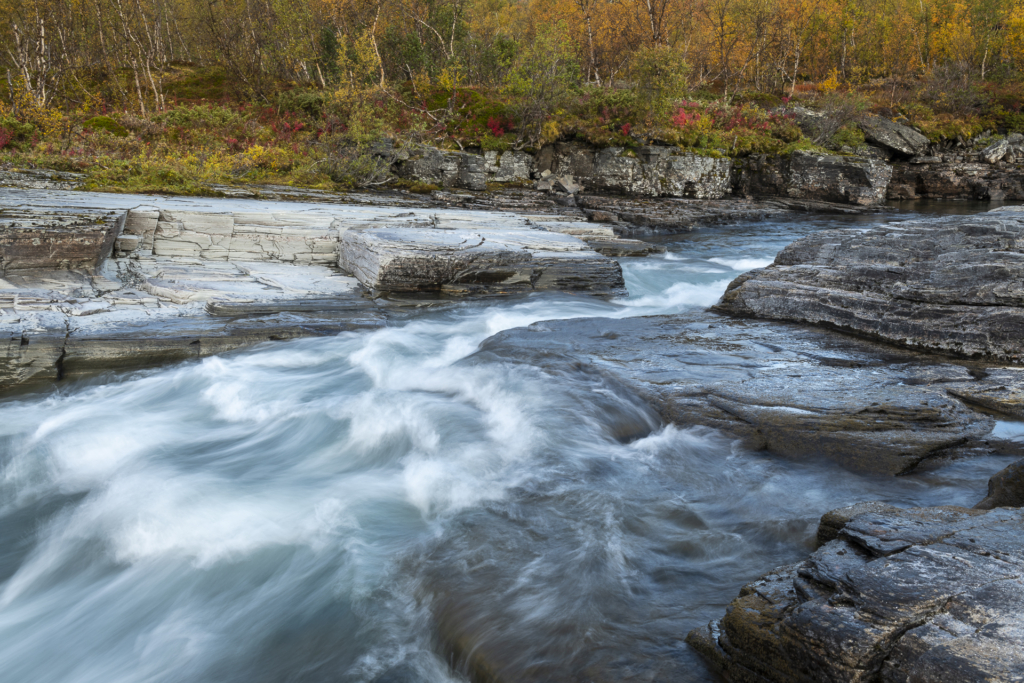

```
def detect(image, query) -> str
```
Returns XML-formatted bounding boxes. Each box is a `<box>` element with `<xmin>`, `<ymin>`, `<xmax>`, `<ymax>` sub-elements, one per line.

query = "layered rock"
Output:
<box><xmin>539</xmin><ymin>142</ymin><xmax>734</xmax><ymax>199</ymax></box>
<box><xmin>734</xmin><ymin>150</ymin><xmax>892</xmax><ymax>205</ymax></box>
<box><xmin>1</xmin><ymin>200</ymin><xmax>644</xmax><ymax>390</ymax></box>
<box><xmin>339</xmin><ymin>220</ymin><xmax>625</xmax><ymax>296</ymax></box>
<box><xmin>889</xmin><ymin>156</ymin><xmax>1024</xmax><ymax>200</ymax></box>
<box><xmin>0</xmin><ymin>209</ymin><xmax>122</xmax><ymax>273</ymax></box>
<box><xmin>687</xmin><ymin>503</ymin><xmax>1024</xmax><ymax>683</ymax></box>
<box><xmin>715</xmin><ymin>208</ymin><xmax>1024</xmax><ymax>362</ymax></box>
<box><xmin>474</xmin><ymin>312</ymin><xmax>1008</xmax><ymax>475</ymax></box>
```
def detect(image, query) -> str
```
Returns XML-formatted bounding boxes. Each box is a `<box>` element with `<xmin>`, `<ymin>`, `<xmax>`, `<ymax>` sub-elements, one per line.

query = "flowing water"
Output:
<box><xmin>0</xmin><ymin>200</ymin><xmax>1019</xmax><ymax>683</ymax></box>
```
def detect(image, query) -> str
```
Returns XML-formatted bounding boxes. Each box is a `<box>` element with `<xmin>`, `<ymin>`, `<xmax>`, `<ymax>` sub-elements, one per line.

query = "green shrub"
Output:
<box><xmin>830</xmin><ymin>124</ymin><xmax>865</xmax><ymax>148</ymax></box>
<box><xmin>85</xmin><ymin>116</ymin><xmax>128</xmax><ymax>137</ymax></box>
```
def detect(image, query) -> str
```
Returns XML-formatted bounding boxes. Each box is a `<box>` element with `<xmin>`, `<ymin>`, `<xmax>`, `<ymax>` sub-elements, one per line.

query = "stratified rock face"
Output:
<box><xmin>540</xmin><ymin>142</ymin><xmax>733</xmax><ymax>199</ymax></box>
<box><xmin>687</xmin><ymin>504</ymin><xmax>1024</xmax><ymax>683</ymax></box>
<box><xmin>474</xmin><ymin>313</ymin><xmax>1001</xmax><ymax>475</ymax></box>
<box><xmin>0</xmin><ymin>209</ymin><xmax>122</xmax><ymax>273</ymax></box>
<box><xmin>736</xmin><ymin>150</ymin><xmax>892</xmax><ymax>205</ymax></box>
<box><xmin>889</xmin><ymin>158</ymin><xmax>1024</xmax><ymax>201</ymax></box>
<box><xmin>715</xmin><ymin>208</ymin><xmax>1024</xmax><ymax>362</ymax></box>
<box><xmin>339</xmin><ymin>222</ymin><xmax>625</xmax><ymax>296</ymax></box>
<box><xmin>859</xmin><ymin>116</ymin><xmax>930</xmax><ymax>158</ymax></box>
<box><xmin>483</xmin><ymin>150</ymin><xmax>532</xmax><ymax>183</ymax></box>
<box><xmin>396</xmin><ymin>148</ymin><xmax>487</xmax><ymax>191</ymax></box>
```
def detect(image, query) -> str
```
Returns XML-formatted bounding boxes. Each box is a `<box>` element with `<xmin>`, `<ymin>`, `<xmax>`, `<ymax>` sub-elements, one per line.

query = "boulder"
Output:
<box><xmin>859</xmin><ymin>116</ymin><xmax>930</xmax><ymax>157</ymax></box>
<box><xmin>981</xmin><ymin>137</ymin><xmax>1011</xmax><ymax>164</ymax></box>
<box><xmin>687</xmin><ymin>504</ymin><xmax>1024</xmax><ymax>683</ymax></box>
<box><xmin>735</xmin><ymin>150</ymin><xmax>892</xmax><ymax>205</ymax></box>
<box><xmin>975</xmin><ymin>458</ymin><xmax>1024</xmax><ymax>509</ymax></box>
<box><xmin>715</xmin><ymin>208</ymin><xmax>1024</xmax><ymax>362</ymax></box>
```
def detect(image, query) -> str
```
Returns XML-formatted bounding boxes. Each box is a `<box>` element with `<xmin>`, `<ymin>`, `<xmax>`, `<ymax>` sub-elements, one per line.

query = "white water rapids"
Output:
<box><xmin>0</xmin><ymin>203</ymin><xmax>1018</xmax><ymax>682</ymax></box>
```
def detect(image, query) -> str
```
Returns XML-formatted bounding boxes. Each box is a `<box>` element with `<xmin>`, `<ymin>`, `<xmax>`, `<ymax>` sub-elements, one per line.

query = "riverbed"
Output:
<box><xmin>0</xmin><ymin>197</ymin><xmax>1018</xmax><ymax>682</ymax></box>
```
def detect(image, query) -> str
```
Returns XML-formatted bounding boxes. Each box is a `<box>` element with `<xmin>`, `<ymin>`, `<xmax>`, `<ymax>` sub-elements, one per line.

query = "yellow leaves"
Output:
<box><xmin>237</xmin><ymin>145</ymin><xmax>292</xmax><ymax>171</ymax></box>
<box><xmin>819</xmin><ymin>67</ymin><xmax>841</xmax><ymax>94</ymax></box>
<box><xmin>436</xmin><ymin>66</ymin><xmax>463</xmax><ymax>91</ymax></box>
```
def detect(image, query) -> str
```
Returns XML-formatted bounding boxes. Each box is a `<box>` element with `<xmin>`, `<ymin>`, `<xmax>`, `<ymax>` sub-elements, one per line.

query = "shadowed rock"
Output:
<box><xmin>975</xmin><ymin>458</ymin><xmax>1024</xmax><ymax>509</ymax></box>
<box><xmin>714</xmin><ymin>208</ymin><xmax>1024</xmax><ymax>362</ymax></box>
<box><xmin>687</xmin><ymin>504</ymin><xmax>1024</xmax><ymax>683</ymax></box>
<box><xmin>734</xmin><ymin>150</ymin><xmax>892</xmax><ymax>205</ymax></box>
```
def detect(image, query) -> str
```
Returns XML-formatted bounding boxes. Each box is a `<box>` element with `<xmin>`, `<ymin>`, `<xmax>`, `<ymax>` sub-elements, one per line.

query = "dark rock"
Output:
<box><xmin>859</xmin><ymin>116</ymin><xmax>930</xmax><ymax>158</ymax></box>
<box><xmin>474</xmin><ymin>312</ymin><xmax>996</xmax><ymax>475</ymax></box>
<box><xmin>687</xmin><ymin>504</ymin><xmax>1024</xmax><ymax>683</ymax></box>
<box><xmin>715</xmin><ymin>208</ymin><xmax>1024</xmax><ymax>362</ymax></box>
<box><xmin>396</xmin><ymin>148</ymin><xmax>486</xmax><ymax>191</ymax></box>
<box><xmin>0</xmin><ymin>209</ymin><xmax>122</xmax><ymax>273</ymax></box>
<box><xmin>888</xmin><ymin>160</ymin><xmax>1024</xmax><ymax>200</ymax></box>
<box><xmin>583</xmin><ymin>208</ymin><xmax>619</xmax><ymax>223</ymax></box>
<box><xmin>816</xmin><ymin>501</ymin><xmax>901</xmax><ymax>546</ymax></box>
<box><xmin>734</xmin><ymin>150</ymin><xmax>892</xmax><ymax>205</ymax></box>
<box><xmin>580</xmin><ymin>236</ymin><xmax>666</xmax><ymax>257</ymax></box>
<box><xmin>975</xmin><ymin>458</ymin><xmax>1024</xmax><ymax>509</ymax></box>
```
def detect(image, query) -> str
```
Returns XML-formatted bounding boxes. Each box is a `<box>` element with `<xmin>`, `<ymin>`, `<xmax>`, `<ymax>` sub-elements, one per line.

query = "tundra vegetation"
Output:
<box><xmin>3</xmin><ymin>0</ymin><xmax>1024</xmax><ymax>194</ymax></box>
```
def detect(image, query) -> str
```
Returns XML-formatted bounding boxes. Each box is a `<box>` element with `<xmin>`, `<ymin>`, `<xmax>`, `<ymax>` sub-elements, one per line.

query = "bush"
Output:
<box><xmin>85</xmin><ymin>115</ymin><xmax>128</xmax><ymax>137</ymax></box>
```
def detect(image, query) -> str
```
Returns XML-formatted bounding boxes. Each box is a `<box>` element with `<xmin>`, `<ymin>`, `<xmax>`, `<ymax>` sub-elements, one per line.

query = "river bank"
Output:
<box><xmin>1</xmin><ymin>184</ymin><xmax>1022</xmax><ymax>682</ymax></box>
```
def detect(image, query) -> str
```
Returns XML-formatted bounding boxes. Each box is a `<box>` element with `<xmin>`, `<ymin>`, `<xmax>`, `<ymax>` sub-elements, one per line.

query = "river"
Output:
<box><xmin>0</xmin><ymin>198</ymin><xmax>1018</xmax><ymax>682</ymax></box>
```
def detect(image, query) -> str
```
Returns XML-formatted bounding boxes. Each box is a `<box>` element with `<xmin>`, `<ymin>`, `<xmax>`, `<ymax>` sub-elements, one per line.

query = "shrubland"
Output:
<box><xmin>3</xmin><ymin>0</ymin><xmax>1024</xmax><ymax>194</ymax></box>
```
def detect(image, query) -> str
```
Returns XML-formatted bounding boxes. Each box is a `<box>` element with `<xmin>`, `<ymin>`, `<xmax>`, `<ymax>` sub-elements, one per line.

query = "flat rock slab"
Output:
<box><xmin>687</xmin><ymin>503</ymin><xmax>1024</xmax><ymax>682</ymax></box>
<box><xmin>473</xmin><ymin>312</ymin><xmax>1005</xmax><ymax>475</ymax></box>
<box><xmin>715</xmin><ymin>207</ymin><xmax>1024</xmax><ymax>362</ymax></box>
<box><xmin>339</xmin><ymin>222</ymin><xmax>625</xmax><ymax>296</ymax></box>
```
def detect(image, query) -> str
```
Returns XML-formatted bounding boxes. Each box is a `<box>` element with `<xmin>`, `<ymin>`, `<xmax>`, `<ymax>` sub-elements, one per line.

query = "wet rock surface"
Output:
<box><xmin>687</xmin><ymin>503</ymin><xmax>1024</xmax><ymax>683</ymax></box>
<box><xmin>715</xmin><ymin>207</ymin><xmax>1024</xmax><ymax>362</ymax></box>
<box><xmin>473</xmin><ymin>312</ymin><xmax>1011</xmax><ymax>475</ymax></box>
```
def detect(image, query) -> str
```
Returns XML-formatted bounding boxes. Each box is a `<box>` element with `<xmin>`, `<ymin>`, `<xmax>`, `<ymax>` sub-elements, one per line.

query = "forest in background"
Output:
<box><xmin>3</xmin><ymin>0</ymin><xmax>1024</xmax><ymax>194</ymax></box>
